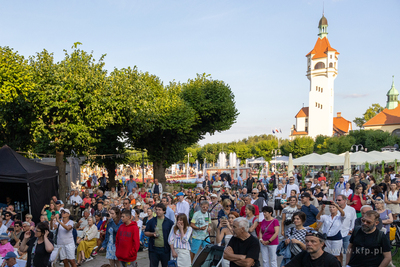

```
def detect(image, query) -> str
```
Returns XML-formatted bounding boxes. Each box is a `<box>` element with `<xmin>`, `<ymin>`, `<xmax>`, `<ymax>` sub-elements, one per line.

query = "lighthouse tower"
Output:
<box><xmin>306</xmin><ymin>15</ymin><xmax>339</xmax><ymax>138</ymax></box>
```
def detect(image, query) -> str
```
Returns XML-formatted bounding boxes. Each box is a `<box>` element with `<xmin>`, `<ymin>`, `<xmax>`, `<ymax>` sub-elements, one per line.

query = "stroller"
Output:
<box><xmin>192</xmin><ymin>244</ymin><xmax>225</xmax><ymax>267</ymax></box>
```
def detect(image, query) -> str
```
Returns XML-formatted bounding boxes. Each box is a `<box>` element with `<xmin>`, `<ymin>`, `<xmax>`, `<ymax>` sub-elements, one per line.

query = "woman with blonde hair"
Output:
<box><xmin>385</xmin><ymin>183</ymin><xmax>400</xmax><ymax>219</ymax></box>
<box><xmin>76</xmin><ymin>216</ymin><xmax>98</xmax><ymax>265</ymax></box>
<box><xmin>168</xmin><ymin>213</ymin><xmax>192</xmax><ymax>267</ymax></box>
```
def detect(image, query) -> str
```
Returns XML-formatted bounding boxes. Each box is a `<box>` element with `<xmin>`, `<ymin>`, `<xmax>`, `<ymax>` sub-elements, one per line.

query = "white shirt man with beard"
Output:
<box><xmin>284</xmin><ymin>177</ymin><xmax>300</xmax><ymax>197</ymax></box>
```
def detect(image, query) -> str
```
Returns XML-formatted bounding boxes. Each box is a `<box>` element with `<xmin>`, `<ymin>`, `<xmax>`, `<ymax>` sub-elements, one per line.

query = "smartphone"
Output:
<box><xmin>7</xmin><ymin>227</ymin><xmax>14</xmax><ymax>232</ymax></box>
<box><xmin>321</xmin><ymin>200</ymin><xmax>331</xmax><ymax>205</ymax></box>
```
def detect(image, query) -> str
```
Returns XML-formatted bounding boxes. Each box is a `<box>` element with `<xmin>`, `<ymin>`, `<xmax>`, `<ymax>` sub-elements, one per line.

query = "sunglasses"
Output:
<box><xmin>306</xmin><ymin>229</ymin><xmax>327</xmax><ymax>240</ymax></box>
<box><xmin>251</xmin><ymin>193</ymin><xmax>257</xmax><ymax>194</ymax></box>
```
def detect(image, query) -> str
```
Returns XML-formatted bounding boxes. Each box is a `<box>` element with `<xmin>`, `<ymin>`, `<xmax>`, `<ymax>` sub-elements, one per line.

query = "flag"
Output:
<box><xmin>279</xmin><ymin>128</ymin><xmax>282</xmax><ymax>133</ymax></box>
<box><xmin>272</xmin><ymin>129</ymin><xmax>275</xmax><ymax>134</ymax></box>
<box><xmin>275</xmin><ymin>128</ymin><xmax>279</xmax><ymax>133</ymax></box>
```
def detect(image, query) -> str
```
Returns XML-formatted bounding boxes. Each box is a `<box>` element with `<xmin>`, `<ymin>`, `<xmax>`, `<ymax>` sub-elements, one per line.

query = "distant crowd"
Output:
<box><xmin>0</xmin><ymin>170</ymin><xmax>398</xmax><ymax>267</ymax></box>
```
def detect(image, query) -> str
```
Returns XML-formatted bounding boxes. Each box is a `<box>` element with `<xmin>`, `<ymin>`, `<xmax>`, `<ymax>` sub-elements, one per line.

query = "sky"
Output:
<box><xmin>1</xmin><ymin>0</ymin><xmax>400</xmax><ymax>145</ymax></box>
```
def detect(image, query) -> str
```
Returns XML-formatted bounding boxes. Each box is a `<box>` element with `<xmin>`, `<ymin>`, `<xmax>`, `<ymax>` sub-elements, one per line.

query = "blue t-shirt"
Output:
<box><xmin>300</xmin><ymin>204</ymin><xmax>319</xmax><ymax>227</ymax></box>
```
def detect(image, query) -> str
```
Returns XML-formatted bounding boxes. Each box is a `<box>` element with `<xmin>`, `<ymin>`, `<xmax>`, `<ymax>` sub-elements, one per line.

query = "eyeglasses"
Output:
<box><xmin>361</xmin><ymin>218</ymin><xmax>375</xmax><ymax>225</ymax></box>
<box><xmin>306</xmin><ymin>229</ymin><xmax>326</xmax><ymax>240</ymax></box>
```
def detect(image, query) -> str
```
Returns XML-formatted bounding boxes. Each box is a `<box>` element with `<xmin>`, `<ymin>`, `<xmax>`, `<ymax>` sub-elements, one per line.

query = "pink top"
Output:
<box><xmin>139</xmin><ymin>192</ymin><xmax>147</xmax><ymax>199</ymax></box>
<box><xmin>83</xmin><ymin>197</ymin><xmax>91</xmax><ymax>206</ymax></box>
<box><xmin>260</xmin><ymin>218</ymin><xmax>280</xmax><ymax>245</ymax></box>
<box><xmin>0</xmin><ymin>242</ymin><xmax>14</xmax><ymax>257</ymax></box>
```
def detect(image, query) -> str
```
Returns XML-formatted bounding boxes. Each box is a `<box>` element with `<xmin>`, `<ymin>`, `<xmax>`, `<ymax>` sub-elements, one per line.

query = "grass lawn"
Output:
<box><xmin>392</xmin><ymin>245</ymin><xmax>400</xmax><ymax>266</ymax></box>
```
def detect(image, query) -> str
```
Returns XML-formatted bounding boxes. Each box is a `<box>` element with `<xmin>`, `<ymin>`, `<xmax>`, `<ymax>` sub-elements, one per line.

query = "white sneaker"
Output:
<box><xmin>86</xmin><ymin>257</ymin><xmax>93</xmax><ymax>262</ymax></box>
<box><xmin>59</xmin><ymin>262</ymin><xmax>64</xmax><ymax>266</ymax></box>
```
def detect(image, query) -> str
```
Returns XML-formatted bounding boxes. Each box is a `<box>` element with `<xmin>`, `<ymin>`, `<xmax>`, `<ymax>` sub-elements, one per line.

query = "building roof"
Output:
<box><xmin>306</xmin><ymin>37</ymin><xmax>340</xmax><ymax>60</ymax></box>
<box><xmin>295</xmin><ymin>107</ymin><xmax>309</xmax><ymax>118</ymax></box>
<box><xmin>333</xmin><ymin>116</ymin><xmax>352</xmax><ymax>134</ymax></box>
<box><xmin>363</xmin><ymin>105</ymin><xmax>400</xmax><ymax>127</ymax></box>
<box><xmin>291</xmin><ymin>130</ymin><xmax>308</xmax><ymax>136</ymax></box>
<box><xmin>319</xmin><ymin>15</ymin><xmax>328</xmax><ymax>27</ymax></box>
<box><xmin>387</xmin><ymin>76</ymin><xmax>398</xmax><ymax>97</ymax></box>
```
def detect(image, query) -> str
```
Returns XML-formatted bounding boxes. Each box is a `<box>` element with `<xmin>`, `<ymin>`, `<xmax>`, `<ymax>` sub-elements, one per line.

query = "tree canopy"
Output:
<box><xmin>353</xmin><ymin>103</ymin><xmax>384</xmax><ymax>128</ymax></box>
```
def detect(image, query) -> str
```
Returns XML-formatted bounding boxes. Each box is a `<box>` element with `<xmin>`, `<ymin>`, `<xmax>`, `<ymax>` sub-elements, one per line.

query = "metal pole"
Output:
<box><xmin>27</xmin><ymin>183</ymin><xmax>32</xmax><ymax>214</ymax></box>
<box><xmin>142</xmin><ymin>152</ymin><xmax>145</xmax><ymax>183</ymax></box>
<box><xmin>186</xmin><ymin>153</ymin><xmax>189</xmax><ymax>180</ymax></box>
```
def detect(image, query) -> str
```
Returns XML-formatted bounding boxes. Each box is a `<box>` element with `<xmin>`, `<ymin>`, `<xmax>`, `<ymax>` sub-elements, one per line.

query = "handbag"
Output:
<box><xmin>168</xmin><ymin>258</ymin><xmax>177</xmax><ymax>267</ymax></box>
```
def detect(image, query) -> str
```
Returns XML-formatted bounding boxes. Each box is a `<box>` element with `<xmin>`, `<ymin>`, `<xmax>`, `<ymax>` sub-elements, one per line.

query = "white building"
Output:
<box><xmin>290</xmin><ymin>15</ymin><xmax>351</xmax><ymax>140</ymax></box>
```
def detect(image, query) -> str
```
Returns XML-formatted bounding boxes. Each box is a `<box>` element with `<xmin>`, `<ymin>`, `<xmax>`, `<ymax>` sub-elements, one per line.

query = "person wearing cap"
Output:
<box><xmin>300</xmin><ymin>193</ymin><xmax>319</xmax><ymax>228</ymax></box>
<box><xmin>283</xmin><ymin>231</ymin><xmax>341</xmax><ymax>267</ymax></box>
<box><xmin>208</xmin><ymin>193</ymin><xmax>223</xmax><ymax>244</ymax></box>
<box><xmin>175</xmin><ymin>192</ymin><xmax>190</xmax><ymax>220</ymax></box>
<box><xmin>55</xmin><ymin>200</ymin><xmax>64</xmax><ymax>212</ymax></box>
<box><xmin>2</xmin><ymin>251</ymin><xmax>19</xmax><ymax>267</ymax></box>
<box><xmin>0</xmin><ymin>233</ymin><xmax>13</xmax><ymax>257</ymax></box>
<box><xmin>53</xmin><ymin>208</ymin><xmax>77</xmax><ymax>267</ymax></box>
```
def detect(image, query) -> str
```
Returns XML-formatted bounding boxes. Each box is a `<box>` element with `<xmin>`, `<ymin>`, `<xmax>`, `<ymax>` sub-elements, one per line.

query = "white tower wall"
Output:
<box><xmin>306</xmin><ymin>52</ymin><xmax>338</xmax><ymax>138</ymax></box>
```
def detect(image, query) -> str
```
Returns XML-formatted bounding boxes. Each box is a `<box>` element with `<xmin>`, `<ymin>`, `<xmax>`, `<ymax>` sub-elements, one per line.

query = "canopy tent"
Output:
<box><xmin>292</xmin><ymin>153</ymin><xmax>340</xmax><ymax>166</ymax></box>
<box><xmin>271</xmin><ymin>156</ymin><xmax>289</xmax><ymax>164</ymax></box>
<box><xmin>0</xmin><ymin>145</ymin><xmax>59</xmax><ymax>222</ymax></box>
<box><xmin>293</xmin><ymin>151</ymin><xmax>400</xmax><ymax>166</ymax></box>
<box><xmin>247</xmin><ymin>157</ymin><xmax>266</xmax><ymax>164</ymax></box>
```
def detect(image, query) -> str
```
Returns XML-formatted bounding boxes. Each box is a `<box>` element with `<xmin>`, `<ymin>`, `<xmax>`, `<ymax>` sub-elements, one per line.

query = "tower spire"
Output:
<box><xmin>386</xmin><ymin>75</ymin><xmax>398</xmax><ymax>110</ymax></box>
<box><xmin>318</xmin><ymin>13</ymin><xmax>328</xmax><ymax>39</ymax></box>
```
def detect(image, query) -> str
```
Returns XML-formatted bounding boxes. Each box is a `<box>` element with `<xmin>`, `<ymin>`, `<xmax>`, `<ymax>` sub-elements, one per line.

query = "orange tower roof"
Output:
<box><xmin>306</xmin><ymin>37</ymin><xmax>340</xmax><ymax>59</ymax></box>
<box><xmin>363</xmin><ymin>105</ymin><xmax>400</xmax><ymax>127</ymax></box>
<box><xmin>295</xmin><ymin>107</ymin><xmax>309</xmax><ymax>118</ymax></box>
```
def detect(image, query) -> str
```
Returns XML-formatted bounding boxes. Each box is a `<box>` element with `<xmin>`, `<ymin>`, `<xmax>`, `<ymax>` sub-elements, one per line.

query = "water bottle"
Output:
<box><xmin>154</xmin><ymin>226</ymin><xmax>159</xmax><ymax>237</ymax></box>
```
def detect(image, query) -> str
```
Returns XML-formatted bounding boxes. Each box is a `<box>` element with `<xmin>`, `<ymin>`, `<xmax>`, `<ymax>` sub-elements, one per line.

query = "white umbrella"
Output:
<box><xmin>288</xmin><ymin>153</ymin><xmax>294</xmax><ymax>177</ymax></box>
<box><xmin>344</xmin><ymin>151</ymin><xmax>351</xmax><ymax>176</ymax></box>
<box><xmin>203</xmin><ymin>158</ymin><xmax>206</xmax><ymax>178</ymax></box>
<box><xmin>292</xmin><ymin>153</ymin><xmax>333</xmax><ymax>166</ymax></box>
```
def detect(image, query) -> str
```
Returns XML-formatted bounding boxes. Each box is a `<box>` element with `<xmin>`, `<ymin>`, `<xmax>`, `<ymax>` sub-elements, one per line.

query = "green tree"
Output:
<box><xmin>281</xmin><ymin>137</ymin><xmax>314</xmax><ymax>158</ymax></box>
<box><xmin>30</xmin><ymin>45</ymin><xmax>112</xmax><ymax>202</ymax></box>
<box><xmin>128</xmin><ymin>74</ymin><xmax>238</xmax><ymax>186</ymax></box>
<box><xmin>353</xmin><ymin>103</ymin><xmax>384</xmax><ymax>128</ymax></box>
<box><xmin>0</xmin><ymin>47</ymin><xmax>36</xmax><ymax>151</ymax></box>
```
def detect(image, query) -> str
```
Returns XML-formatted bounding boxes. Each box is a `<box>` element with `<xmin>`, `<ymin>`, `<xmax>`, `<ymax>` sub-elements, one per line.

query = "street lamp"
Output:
<box><xmin>186</xmin><ymin>152</ymin><xmax>192</xmax><ymax>180</ymax></box>
<box><xmin>351</xmin><ymin>144</ymin><xmax>364</xmax><ymax>152</ymax></box>
<box><xmin>271</xmin><ymin>149</ymin><xmax>281</xmax><ymax>173</ymax></box>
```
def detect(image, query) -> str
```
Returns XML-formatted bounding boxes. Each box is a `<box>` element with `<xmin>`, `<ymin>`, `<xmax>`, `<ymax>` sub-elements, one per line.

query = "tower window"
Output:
<box><xmin>305</xmin><ymin>118</ymin><xmax>308</xmax><ymax>122</ymax></box>
<box><xmin>321</xmin><ymin>105</ymin><xmax>323</xmax><ymax>109</ymax></box>
<box><xmin>321</xmin><ymin>88</ymin><xmax>323</xmax><ymax>93</ymax></box>
<box><xmin>305</xmin><ymin>126</ymin><xmax>308</xmax><ymax>132</ymax></box>
<box><xmin>316</xmin><ymin>102</ymin><xmax>317</xmax><ymax>107</ymax></box>
<box><xmin>329</xmin><ymin>62</ymin><xmax>333</xmax><ymax>68</ymax></box>
<box><xmin>318</xmin><ymin>104</ymin><xmax>320</xmax><ymax>108</ymax></box>
<box><xmin>330</xmin><ymin>55</ymin><xmax>332</xmax><ymax>59</ymax></box>
<box><xmin>316</xmin><ymin>86</ymin><xmax>318</xmax><ymax>91</ymax></box>
<box><xmin>315</xmin><ymin>62</ymin><xmax>325</xmax><ymax>69</ymax></box>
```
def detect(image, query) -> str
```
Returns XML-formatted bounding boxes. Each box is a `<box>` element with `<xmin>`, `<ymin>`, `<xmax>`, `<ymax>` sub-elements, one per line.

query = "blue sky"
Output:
<box><xmin>1</xmin><ymin>0</ymin><xmax>399</xmax><ymax>145</ymax></box>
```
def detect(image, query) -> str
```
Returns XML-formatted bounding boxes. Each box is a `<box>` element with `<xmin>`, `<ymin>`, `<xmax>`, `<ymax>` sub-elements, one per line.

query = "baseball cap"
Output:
<box><xmin>301</xmin><ymin>192</ymin><xmax>311</xmax><ymax>199</ymax></box>
<box><xmin>176</xmin><ymin>192</ymin><xmax>184</xmax><ymax>196</ymax></box>
<box><xmin>60</xmin><ymin>208</ymin><xmax>71</xmax><ymax>214</ymax></box>
<box><xmin>55</xmin><ymin>200</ymin><xmax>64</xmax><ymax>205</ymax></box>
<box><xmin>4</xmin><ymin>251</ymin><xmax>17</xmax><ymax>259</ymax></box>
<box><xmin>210</xmin><ymin>194</ymin><xmax>218</xmax><ymax>198</ymax></box>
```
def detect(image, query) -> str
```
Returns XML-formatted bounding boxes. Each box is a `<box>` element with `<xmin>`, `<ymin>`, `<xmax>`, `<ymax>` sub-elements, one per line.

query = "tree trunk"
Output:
<box><xmin>105</xmin><ymin>160</ymin><xmax>117</xmax><ymax>188</ymax></box>
<box><xmin>153</xmin><ymin>160</ymin><xmax>166</xmax><ymax>188</ymax></box>
<box><xmin>56</xmin><ymin>151</ymin><xmax>67</xmax><ymax>203</ymax></box>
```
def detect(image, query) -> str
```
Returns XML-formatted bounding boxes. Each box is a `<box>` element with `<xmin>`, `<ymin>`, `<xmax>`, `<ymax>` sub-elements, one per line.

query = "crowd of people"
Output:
<box><xmin>0</xmin><ymin>170</ymin><xmax>398</xmax><ymax>267</ymax></box>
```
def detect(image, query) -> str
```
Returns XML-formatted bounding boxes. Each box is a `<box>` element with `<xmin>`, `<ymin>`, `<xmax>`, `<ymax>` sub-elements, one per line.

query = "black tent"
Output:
<box><xmin>0</xmin><ymin>145</ymin><xmax>59</xmax><ymax>222</ymax></box>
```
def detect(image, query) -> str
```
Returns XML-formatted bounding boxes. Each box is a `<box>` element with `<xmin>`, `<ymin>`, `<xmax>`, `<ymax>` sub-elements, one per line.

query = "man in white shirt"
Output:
<box><xmin>128</xmin><ymin>187</ymin><xmax>138</xmax><ymax>199</ymax></box>
<box><xmin>212</xmin><ymin>176</ymin><xmax>222</xmax><ymax>193</ymax></box>
<box><xmin>284</xmin><ymin>177</ymin><xmax>300</xmax><ymax>197</ymax></box>
<box><xmin>336</xmin><ymin>194</ymin><xmax>357</xmax><ymax>264</ymax></box>
<box><xmin>175</xmin><ymin>192</ymin><xmax>190</xmax><ymax>220</ymax></box>
<box><xmin>196</xmin><ymin>174</ymin><xmax>204</xmax><ymax>188</ymax></box>
<box><xmin>70</xmin><ymin>189</ymin><xmax>83</xmax><ymax>219</ymax></box>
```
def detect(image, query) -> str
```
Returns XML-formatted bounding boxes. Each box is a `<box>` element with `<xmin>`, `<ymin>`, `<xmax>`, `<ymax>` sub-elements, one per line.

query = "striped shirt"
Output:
<box><xmin>168</xmin><ymin>226</ymin><xmax>193</xmax><ymax>250</ymax></box>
